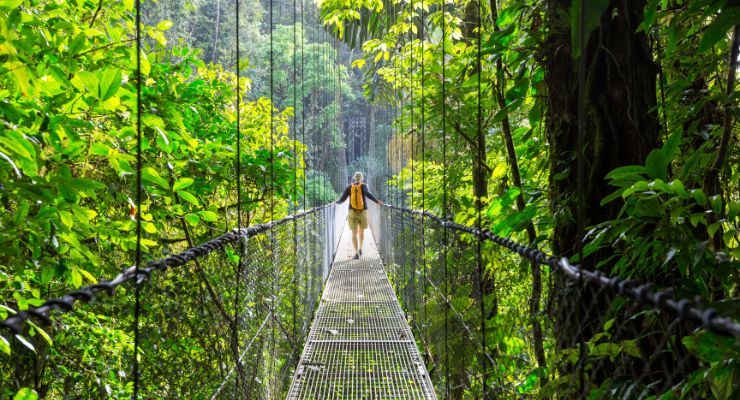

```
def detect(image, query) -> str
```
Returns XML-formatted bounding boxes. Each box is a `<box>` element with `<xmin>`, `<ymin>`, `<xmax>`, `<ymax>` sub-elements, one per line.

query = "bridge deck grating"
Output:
<box><xmin>287</xmin><ymin>225</ymin><xmax>436</xmax><ymax>399</ymax></box>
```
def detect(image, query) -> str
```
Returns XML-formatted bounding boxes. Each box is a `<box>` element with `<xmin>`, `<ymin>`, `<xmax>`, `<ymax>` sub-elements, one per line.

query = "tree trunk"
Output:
<box><xmin>462</xmin><ymin>0</ymin><xmax>487</xmax><ymax>206</ymax></box>
<box><xmin>542</xmin><ymin>0</ymin><xmax>660</xmax><ymax>387</ymax></box>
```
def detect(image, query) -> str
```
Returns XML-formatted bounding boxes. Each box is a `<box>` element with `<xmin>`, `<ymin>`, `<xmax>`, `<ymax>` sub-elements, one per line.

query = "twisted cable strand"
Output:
<box><xmin>0</xmin><ymin>204</ymin><xmax>333</xmax><ymax>334</ymax></box>
<box><xmin>381</xmin><ymin>204</ymin><xmax>740</xmax><ymax>338</ymax></box>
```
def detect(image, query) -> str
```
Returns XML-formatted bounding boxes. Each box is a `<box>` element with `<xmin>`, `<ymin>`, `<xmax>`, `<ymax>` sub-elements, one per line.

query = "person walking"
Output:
<box><xmin>336</xmin><ymin>172</ymin><xmax>383</xmax><ymax>259</ymax></box>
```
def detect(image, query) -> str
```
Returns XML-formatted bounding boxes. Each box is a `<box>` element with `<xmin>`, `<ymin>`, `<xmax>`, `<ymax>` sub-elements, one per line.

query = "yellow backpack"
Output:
<box><xmin>350</xmin><ymin>183</ymin><xmax>364</xmax><ymax>210</ymax></box>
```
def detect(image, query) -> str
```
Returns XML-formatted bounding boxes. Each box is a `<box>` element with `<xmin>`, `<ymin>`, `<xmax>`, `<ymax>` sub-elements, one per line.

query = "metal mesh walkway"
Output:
<box><xmin>287</xmin><ymin>225</ymin><xmax>437</xmax><ymax>399</ymax></box>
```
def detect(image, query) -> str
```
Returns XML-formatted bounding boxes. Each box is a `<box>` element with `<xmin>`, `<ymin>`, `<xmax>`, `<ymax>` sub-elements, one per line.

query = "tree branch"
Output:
<box><xmin>450</xmin><ymin>120</ymin><xmax>493</xmax><ymax>173</ymax></box>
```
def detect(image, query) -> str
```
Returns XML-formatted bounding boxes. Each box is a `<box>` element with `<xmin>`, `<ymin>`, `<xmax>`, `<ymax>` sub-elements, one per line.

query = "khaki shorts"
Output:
<box><xmin>348</xmin><ymin>209</ymin><xmax>368</xmax><ymax>229</ymax></box>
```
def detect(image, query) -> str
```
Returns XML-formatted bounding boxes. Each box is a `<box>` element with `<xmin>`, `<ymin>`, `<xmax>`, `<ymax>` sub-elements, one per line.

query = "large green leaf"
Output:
<box><xmin>14</xmin><ymin>388</ymin><xmax>38</xmax><ymax>400</ymax></box>
<box><xmin>699</xmin><ymin>7</ymin><xmax>740</xmax><ymax>53</ymax></box>
<box><xmin>142</xmin><ymin>167</ymin><xmax>169</xmax><ymax>189</ymax></box>
<box><xmin>98</xmin><ymin>69</ymin><xmax>122</xmax><ymax>101</ymax></box>
<box><xmin>645</xmin><ymin>149</ymin><xmax>668</xmax><ymax>181</ymax></box>
<box><xmin>173</xmin><ymin>178</ymin><xmax>194</xmax><ymax>191</ymax></box>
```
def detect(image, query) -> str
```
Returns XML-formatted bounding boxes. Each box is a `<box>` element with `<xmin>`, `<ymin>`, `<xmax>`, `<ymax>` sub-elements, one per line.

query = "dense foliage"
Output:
<box><xmin>0</xmin><ymin>0</ymin><xmax>349</xmax><ymax>397</ymax></box>
<box><xmin>1</xmin><ymin>0</ymin><xmax>738</xmax><ymax>398</ymax></box>
<box><xmin>320</xmin><ymin>0</ymin><xmax>739</xmax><ymax>398</ymax></box>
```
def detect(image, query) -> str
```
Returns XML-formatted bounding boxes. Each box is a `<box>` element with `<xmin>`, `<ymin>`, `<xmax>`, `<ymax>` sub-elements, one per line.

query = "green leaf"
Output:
<box><xmin>682</xmin><ymin>331</ymin><xmax>739</xmax><ymax>363</ymax></box>
<box><xmin>0</xmin><ymin>335</ymin><xmax>9</xmax><ymax>355</ymax></box>
<box><xmin>173</xmin><ymin>178</ymin><xmax>194</xmax><ymax>191</ymax></box>
<box><xmin>728</xmin><ymin>201</ymin><xmax>740</xmax><ymax>219</ymax></box>
<box><xmin>89</xmin><ymin>143</ymin><xmax>111</xmax><ymax>156</ymax></box>
<box><xmin>14</xmin><ymin>202</ymin><xmax>29</xmax><ymax>225</ymax></box>
<box><xmin>142</xmin><ymin>167</ymin><xmax>169</xmax><ymax>189</ymax></box>
<box><xmin>14</xmin><ymin>388</ymin><xmax>38</xmax><ymax>400</ymax></box>
<box><xmin>709</xmin><ymin>195</ymin><xmax>722</xmax><ymax>215</ymax></box>
<box><xmin>639</xmin><ymin>0</ymin><xmax>658</xmax><ymax>32</ymax></box>
<box><xmin>70</xmin><ymin>267</ymin><xmax>83</xmax><ymax>287</ymax></box>
<box><xmin>622</xmin><ymin>181</ymin><xmax>649</xmax><ymax>198</ymax></box>
<box><xmin>76</xmin><ymin>71</ymin><xmax>99</xmax><ymax>93</ymax></box>
<box><xmin>570</xmin><ymin>0</ymin><xmax>610</xmax><ymax>59</ymax></box>
<box><xmin>462</xmin><ymin>73</ymin><xmax>480</xmax><ymax>88</ymax></box>
<box><xmin>77</xmin><ymin>268</ymin><xmax>97</xmax><ymax>283</ymax></box>
<box><xmin>606</xmin><ymin>165</ymin><xmax>647</xmax><ymax>181</ymax></box>
<box><xmin>648</xmin><ymin>179</ymin><xmax>671</xmax><ymax>194</ymax></box>
<box><xmin>98</xmin><ymin>69</ymin><xmax>122</xmax><ymax>101</ymax></box>
<box><xmin>668</xmin><ymin>180</ymin><xmax>688</xmax><ymax>199</ymax></box>
<box><xmin>58</xmin><ymin>210</ymin><xmax>74</xmax><ymax>228</ymax></box>
<box><xmin>645</xmin><ymin>149</ymin><xmax>668</xmax><ymax>180</ymax></box>
<box><xmin>600</xmin><ymin>188</ymin><xmax>625</xmax><ymax>205</ymax></box>
<box><xmin>198</xmin><ymin>211</ymin><xmax>219</xmax><ymax>222</ymax></box>
<box><xmin>177</xmin><ymin>191</ymin><xmax>200</xmax><ymax>206</ymax></box>
<box><xmin>491</xmin><ymin>163</ymin><xmax>507</xmax><ymax>180</ymax></box>
<box><xmin>156</xmin><ymin>20</ymin><xmax>174</xmax><ymax>31</ymax></box>
<box><xmin>708</xmin><ymin>222</ymin><xmax>721</xmax><ymax>238</ymax></box>
<box><xmin>691</xmin><ymin>189</ymin><xmax>707</xmax><ymax>207</ymax></box>
<box><xmin>0</xmin><ymin>133</ymin><xmax>35</xmax><ymax>160</ymax></box>
<box><xmin>27</xmin><ymin>321</ymin><xmax>52</xmax><ymax>347</ymax></box>
<box><xmin>184</xmin><ymin>214</ymin><xmax>201</xmax><ymax>226</ymax></box>
<box><xmin>698</xmin><ymin>7</ymin><xmax>740</xmax><ymax>53</ymax></box>
<box><xmin>0</xmin><ymin>0</ymin><xmax>22</xmax><ymax>10</ymax></box>
<box><xmin>140</xmin><ymin>50</ymin><xmax>151</xmax><ymax>76</ymax></box>
<box><xmin>142</xmin><ymin>114</ymin><xmax>165</xmax><ymax>130</ymax></box>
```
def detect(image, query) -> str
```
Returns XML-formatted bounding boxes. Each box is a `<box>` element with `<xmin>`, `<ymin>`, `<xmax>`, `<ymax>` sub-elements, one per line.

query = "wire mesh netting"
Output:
<box><xmin>0</xmin><ymin>205</ymin><xmax>343</xmax><ymax>398</ymax></box>
<box><xmin>369</xmin><ymin>203</ymin><xmax>740</xmax><ymax>399</ymax></box>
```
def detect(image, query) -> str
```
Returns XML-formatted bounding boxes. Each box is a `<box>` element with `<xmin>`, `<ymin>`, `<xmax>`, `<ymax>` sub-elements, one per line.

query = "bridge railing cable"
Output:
<box><xmin>369</xmin><ymin>202</ymin><xmax>740</xmax><ymax>398</ymax></box>
<box><xmin>1</xmin><ymin>204</ymin><xmax>341</xmax><ymax>399</ymax></box>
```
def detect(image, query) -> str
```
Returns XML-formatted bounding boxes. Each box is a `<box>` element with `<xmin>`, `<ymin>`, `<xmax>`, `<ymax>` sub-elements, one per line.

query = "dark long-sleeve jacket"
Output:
<box><xmin>336</xmin><ymin>183</ymin><xmax>378</xmax><ymax>210</ymax></box>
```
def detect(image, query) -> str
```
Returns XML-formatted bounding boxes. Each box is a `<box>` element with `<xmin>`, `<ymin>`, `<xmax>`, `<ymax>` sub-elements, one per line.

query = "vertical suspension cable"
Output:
<box><xmin>268</xmin><ymin>0</ymin><xmax>277</xmax><ymax>393</ymax></box>
<box><xmin>234</xmin><ymin>0</ymin><xmax>243</xmax><ymax>392</ymax></box>
<box><xmin>132</xmin><ymin>0</ymin><xmax>143</xmax><ymax>396</ymax></box>
<box><xmin>408</xmin><ymin>1</ymin><xmax>416</xmax><ymax>315</ymax></box>
<box><xmin>301</xmin><ymin>0</ymin><xmax>306</xmax><ymax>213</ymax></box>
<box><xmin>291</xmin><ymin>0</ymin><xmax>299</xmax><ymax>356</ymax></box>
<box><xmin>419</xmin><ymin>0</ymin><xmax>427</xmax><ymax>363</ymax></box>
<box><xmin>475</xmin><ymin>0</ymin><xmax>487</xmax><ymax>395</ymax></box>
<box><xmin>300</xmin><ymin>0</ymin><xmax>309</xmax><ymax>337</ymax></box>
<box><xmin>441</xmin><ymin>0</ymin><xmax>450</xmax><ymax>395</ymax></box>
<box><xmin>398</xmin><ymin>22</ymin><xmax>406</xmax><ymax>302</ymax></box>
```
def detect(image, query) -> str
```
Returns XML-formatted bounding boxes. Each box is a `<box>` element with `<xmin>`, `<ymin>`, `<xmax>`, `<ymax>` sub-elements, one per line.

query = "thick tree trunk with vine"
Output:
<box><xmin>542</xmin><ymin>0</ymin><xmax>660</xmax><ymax>388</ymax></box>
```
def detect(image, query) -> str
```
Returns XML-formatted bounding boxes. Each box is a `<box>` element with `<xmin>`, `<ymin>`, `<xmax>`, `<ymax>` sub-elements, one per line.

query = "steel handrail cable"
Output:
<box><xmin>0</xmin><ymin>204</ymin><xmax>334</xmax><ymax>334</ymax></box>
<box><xmin>380</xmin><ymin>203</ymin><xmax>740</xmax><ymax>338</ymax></box>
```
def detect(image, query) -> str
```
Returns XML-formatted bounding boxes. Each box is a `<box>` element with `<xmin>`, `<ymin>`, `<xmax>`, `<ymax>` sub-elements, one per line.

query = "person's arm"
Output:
<box><xmin>336</xmin><ymin>186</ymin><xmax>350</xmax><ymax>204</ymax></box>
<box><xmin>363</xmin><ymin>184</ymin><xmax>383</xmax><ymax>205</ymax></box>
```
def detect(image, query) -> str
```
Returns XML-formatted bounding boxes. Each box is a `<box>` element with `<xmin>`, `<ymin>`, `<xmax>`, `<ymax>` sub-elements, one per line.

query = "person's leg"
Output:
<box><xmin>348</xmin><ymin>210</ymin><xmax>359</xmax><ymax>257</ymax></box>
<box><xmin>358</xmin><ymin>228</ymin><xmax>365</xmax><ymax>251</ymax></box>
<box><xmin>358</xmin><ymin>210</ymin><xmax>368</xmax><ymax>255</ymax></box>
<box><xmin>352</xmin><ymin>224</ymin><xmax>359</xmax><ymax>254</ymax></box>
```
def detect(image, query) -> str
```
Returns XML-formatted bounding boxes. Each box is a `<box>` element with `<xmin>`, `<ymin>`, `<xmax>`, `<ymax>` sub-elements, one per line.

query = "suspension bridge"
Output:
<box><xmin>2</xmin><ymin>0</ymin><xmax>740</xmax><ymax>398</ymax></box>
<box><xmin>2</xmin><ymin>200</ymin><xmax>738</xmax><ymax>398</ymax></box>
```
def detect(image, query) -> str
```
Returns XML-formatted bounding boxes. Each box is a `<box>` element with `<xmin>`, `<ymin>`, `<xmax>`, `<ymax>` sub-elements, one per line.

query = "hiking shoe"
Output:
<box><xmin>352</xmin><ymin>253</ymin><xmax>360</xmax><ymax>260</ymax></box>
<box><xmin>359</xmin><ymin>249</ymin><xmax>363</xmax><ymax>256</ymax></box>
